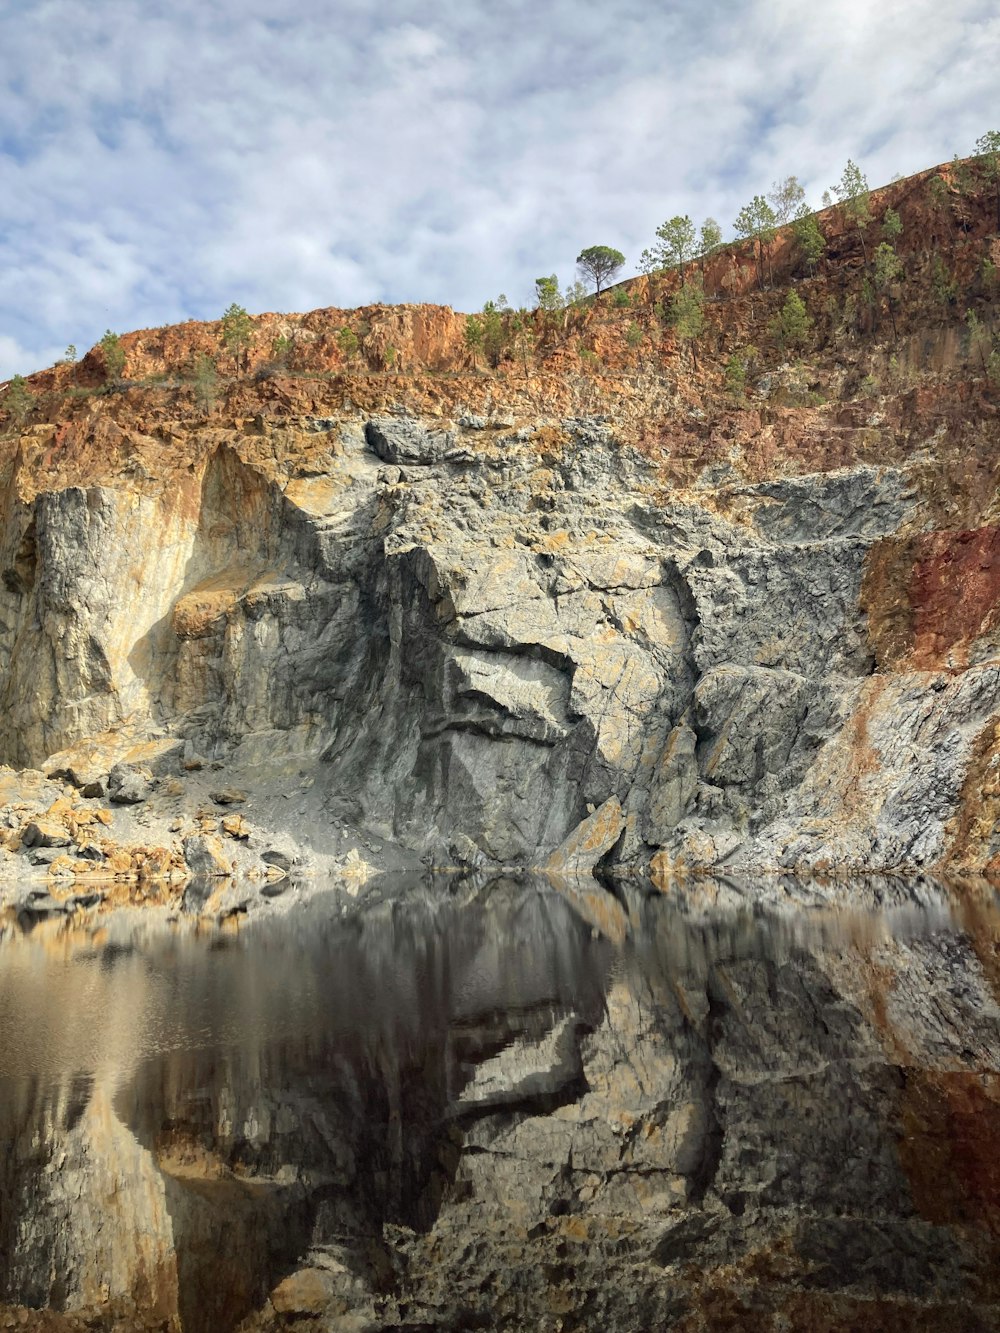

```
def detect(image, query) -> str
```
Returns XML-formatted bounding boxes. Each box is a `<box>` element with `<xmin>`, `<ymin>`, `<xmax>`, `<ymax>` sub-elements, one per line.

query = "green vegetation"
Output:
<box><xmin>62</xmin><ymin>345</ymin><xmax>77</xmax><ymax>363</ymax></box>
<box><xmin>928</xmin><ymin>174</ymin><xmax>950</xmax><ymax>212</ymax></box>
<box><xmin>965</xmin><ymin>309</ymin><xmax>1000</xmax><ymax>386</ymax></box>
<box><xmin>99</xmin><ymin>330</ymin><xmax>126</xmax><ymax>382</ymax></box>
<box><xmin>192</xmin><ymin>353</ymin><xmax>218</xmax><ymax>410</ymax></box>
<box><xmin>699</xmin><ymin>218</ymin><xmax>722</xmax><ymax>262</ymax></box>
<box><xmin>873</xmin><ymin>242</ymin><xmax>904</xmax><ymax>339</ymax></box>
<box><xmin>769</xmin><ymin>290</ymin><xmax>812</xmax><ymax>351</ymax></box>
<box><xmin>464</xmin><ymin>314</ymin><xmax>484</xmax><ymax>368</ymax></box>
<box><xmin>3</xmin><ymin>374</ymin><xmax>35</xmax><ymax>425</ymax></box>
<box><xmin>976</xmin><ymin>131</ymin><xmax>1000</xmax><ymax>230</ymax></box>
<box><xmin>219</xmin><ymin>304</ymin><xmax>253</xmax><ymax>372</ymax></box>
<box><xmin>792</xmin><ymin>212</ymin><xmax>826</xmax><ymax>275</ymax></box>
<box><xmin>534</xmin><ymin>275</ymin><xmax>562</xmax><ymax>312</ymax></box>
<box><xmin>646</xmin><ymin>215</ymin><xmax>697</xmax><ymax>284</ymax></box>
<box><xmin>625</xmin><ymin>320</ymin><xmax>644</xmax><ymax>350</ymax></box>
<box><xmin>734</xmin><ymin>195</ymin><xmax>777</xmax><ymax>289</ymax></box>
<box><xmin>882</xmin><ymin>208</ymin><xmax>902</xmax><ymax>242</ymax></box>
<box><xmin>670</xmin><ymin>274</ymin><xmax>706</xmax><ymax>354</ymax></box>
<box><xmin>576</xmin><ymin>245</ymin><xmax>625</xmax><ymax>295</ymax></box>
<box><xmin>768</xmin><ymin>175</ymin><xmax>806</xmax><ymax>223</ymax></box>
<box><xmin>931</xmin><ymin>255</ymin><xmax>958</xmax><ymax>307</ymax></box>
<box><xmin>510</xmin><ymin>311</ymin><xmax>535</xmax><ymax>373</ymax></box>
<box><xmin>337</xmin><ymin>326</ymin><xmax>360</xmax><ymax>363</ymax></box>
<box><xmin>832</xmin><ymin>159</ymin><xmax>872</xmax><ymax>263</ymax></box>
<box><xmin>724</xmin><ymin>345</ymin><xmax>756</xmax><ymax>400</ymax></box>
<box><xmin>270</xmin><ymin>333</ymin><xmax>292</xmax><ymax>367</ymax></box>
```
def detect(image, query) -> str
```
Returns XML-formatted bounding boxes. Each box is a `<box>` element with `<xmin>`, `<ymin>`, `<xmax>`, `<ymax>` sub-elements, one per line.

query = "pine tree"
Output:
<box><xmin>792</xmin><ymin>213</ymin><xmax>826</xmax><ymax>275</ymax></box>
<box><xmin>832</xmin><ymin>160</ymin><xmax>872</xmax><ymax>263</ymax></box>
<box><xmin>976</xmin><ymin>131</ymin><xmax>1000</xmax><ymax>231</ymax></box>
<box><xmin>576</xmin><ymin>246</ymin><xmax>626</xmax><ymax>295</ymax></box>
<box><xmin>873</xmin><ymin>242</ymin><xmax>904</xmax><ymax>340</ymax></box>
<box><xmin>734</xmin><ymin>196</ymin><xmax>778</xmax><ymax>289</ymax></box>
<box><xmin>649</xmin><ymin>216</ymin><xmax>698</xmax><ymax>284</ymax></box>
<box><xmin>534</xmin><ymin>275</ymin><xmax>562</xmax><ymax>312</ymax></box>
<box><xmin>219</xmin><ymin>304</ymin><xmax>254</xmax><ymax>373</ymax></box>
<box><xmin>99</xmin><ymin>330</ymin><xmax>126</xmax><ymax>382</ymax></box>
<box><xmin>670</xmin><ymin>274</ymin><xmax>706</xmax><ymax>364</ymax></box>
<box><xmin>770</xmin><ymin>290</ymin><xmax>812</xmax><ymax>352</ymax></box>
<box><xmin>463</xmin><ymin>315</ymin><xmax>484</xmax><ymax>369</ymax></box>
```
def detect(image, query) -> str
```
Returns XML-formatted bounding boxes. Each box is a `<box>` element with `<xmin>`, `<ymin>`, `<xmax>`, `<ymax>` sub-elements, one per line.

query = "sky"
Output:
<box><xmin>1</xmin><ymin>0</ymin><xmax>997</xmax><ymax>379</ymax></box>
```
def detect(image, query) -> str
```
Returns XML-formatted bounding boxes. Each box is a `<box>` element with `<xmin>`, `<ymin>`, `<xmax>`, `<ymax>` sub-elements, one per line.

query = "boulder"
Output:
<box><xmin>21</xmin><ymin>819</ymin><xmax>71</xmax><ymax>849</ymax></box>
<box><xmin>181</xmin><ymin>834</ymin><xmax>231</xmax><ymax>878</ymax></box>
<box><xmin>108</xmin><ymin>763</ymin><xmax>151</xmax><ymax>804</ymax></box>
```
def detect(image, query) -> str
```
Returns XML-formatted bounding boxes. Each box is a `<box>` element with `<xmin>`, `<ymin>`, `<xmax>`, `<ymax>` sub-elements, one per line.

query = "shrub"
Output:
<box><xmin>769</xmin><ymin>290</ymin><xmax>813</xmax><ymax>351</ymax></box>
<box><xmin>192</xmin><ymin>353</ymin><xmax>218</xmax><ymax>410</ymax></box>
<box><xmin>337</xmin><ymin>326</ymin><xmax>359</xmax><ymax>363</ymax></box>
<box><xmin>3</xmin><ymin>374</ymin><xmax>35</xmax><ymax>425</ymax></box>
<box><xmin>99</xmin><ymin>330</ymin><xmax>126</xmax><ymax>382</ymax></box>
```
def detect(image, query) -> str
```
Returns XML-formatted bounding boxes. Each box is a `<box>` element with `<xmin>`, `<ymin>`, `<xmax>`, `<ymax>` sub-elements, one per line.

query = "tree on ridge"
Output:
<box><xmin>576</xmin><ymin>245</ymin><xmax>626</xmax><ymax>295</ymax></box>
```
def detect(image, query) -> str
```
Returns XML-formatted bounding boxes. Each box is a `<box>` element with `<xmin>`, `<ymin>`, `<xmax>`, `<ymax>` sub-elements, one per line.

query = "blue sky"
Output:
<box><xmin>1</xmin><ymin>0</ymin><xmax>997</xmax><ymax>379</ymax></box>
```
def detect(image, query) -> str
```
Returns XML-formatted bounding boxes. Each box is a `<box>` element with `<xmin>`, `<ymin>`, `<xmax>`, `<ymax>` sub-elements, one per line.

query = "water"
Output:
<box><xmin>1</xmin><ymin>874</ymin><xmax>999</xmax><ymax>1331</ymax></box>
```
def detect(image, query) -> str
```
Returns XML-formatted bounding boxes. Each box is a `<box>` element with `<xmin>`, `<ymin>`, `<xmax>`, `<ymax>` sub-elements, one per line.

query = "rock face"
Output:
<box><xmin>2</xmin><ymin>875</ymin><xmax>1000</xmax><ymax>1331</ymax></box>
<box><xmin>0</xmin><ymin>159</ymin><xmax>999</xmax><ymax>882</ymax></box>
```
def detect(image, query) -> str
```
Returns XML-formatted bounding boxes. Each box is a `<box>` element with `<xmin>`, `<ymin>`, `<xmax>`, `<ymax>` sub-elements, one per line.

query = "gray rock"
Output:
<box><xmin>365</xmin><ymin>416</ymin><xmax>456</xmax><ymax>464</ymax></box>
<box><xmin>108</xmin><ymin>763</ymin><xmax>151</xmax><ymax>804</ymax></box>
<box><xmin>182</xmin><ymin>834</ymin><xmax>231</xmax><ymax>878</ymax></box>
<box><xmin>28</xmin><ymin>846</ymin><xmax>63</xmax><ymax>865</ymax></box>
<box><xmin>209</xmin><ymin>787</ymin><xmax>246</xmax><ymax>806</ymax></box>
<box><xmin>261</xmin><ymin>847</ymin><xmax>293</xmax><ymax>872</ymax></box>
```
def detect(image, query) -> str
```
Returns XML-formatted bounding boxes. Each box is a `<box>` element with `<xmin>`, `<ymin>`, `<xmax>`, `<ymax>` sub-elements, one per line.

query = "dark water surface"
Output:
<box><xmin>2</xmin><ymin>875</ymin><xmax>1000</xmax><ymax>1331</ymax></box>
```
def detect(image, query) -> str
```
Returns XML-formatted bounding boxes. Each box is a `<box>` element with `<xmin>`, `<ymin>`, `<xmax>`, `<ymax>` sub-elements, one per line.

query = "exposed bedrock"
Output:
<box><xmin>0</xmin><ymin>410</ymin><xmax>996</xmax><ymax>874</ymax></box>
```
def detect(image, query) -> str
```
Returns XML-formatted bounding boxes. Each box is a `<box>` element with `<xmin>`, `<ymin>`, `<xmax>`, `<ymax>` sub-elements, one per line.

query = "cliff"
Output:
<box><xmin>1</xmin><ymin>157</ymin><xmax>999</xmax><ymax>900</ymax></box>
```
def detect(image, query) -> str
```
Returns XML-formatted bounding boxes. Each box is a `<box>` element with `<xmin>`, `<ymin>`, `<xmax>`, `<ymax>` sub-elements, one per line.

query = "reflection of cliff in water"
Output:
<box><xmin>2</xmin><ymin>874</ymin><xmax>1000</xmax><ymax>1331</ymax></box>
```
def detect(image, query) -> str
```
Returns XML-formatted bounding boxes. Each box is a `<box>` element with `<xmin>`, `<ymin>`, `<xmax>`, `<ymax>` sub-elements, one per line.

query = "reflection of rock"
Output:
<box><xmin>451</xmin><ymin>1015</ymin><xmax>583</xmax><ymax>1115</ymax></box>
<box><xmin>2</xmin><ymin>879</ymin><xmax>1000</xmax><ymax>1331</ymax></box>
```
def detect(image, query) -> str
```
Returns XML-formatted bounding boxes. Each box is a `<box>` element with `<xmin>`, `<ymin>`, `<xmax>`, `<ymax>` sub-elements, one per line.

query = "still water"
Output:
<box><xmin>1</xmin><ymin>874</ymin><xmax>1000</xmax><ymax>1331</ymax></box>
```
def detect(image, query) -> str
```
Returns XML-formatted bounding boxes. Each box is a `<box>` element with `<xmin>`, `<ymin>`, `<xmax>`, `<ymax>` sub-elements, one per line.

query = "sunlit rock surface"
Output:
<box><xmin>2</xmin><ymin>162</ymin><xmax>1000</xmax><ymax>892</ymax></box>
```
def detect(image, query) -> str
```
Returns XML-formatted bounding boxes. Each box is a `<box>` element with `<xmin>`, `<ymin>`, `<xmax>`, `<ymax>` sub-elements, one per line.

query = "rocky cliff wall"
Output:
<box><xmin>0</xmin><ymin>159</ymin><xmax>998</xmax><ymax>893</ymax></box>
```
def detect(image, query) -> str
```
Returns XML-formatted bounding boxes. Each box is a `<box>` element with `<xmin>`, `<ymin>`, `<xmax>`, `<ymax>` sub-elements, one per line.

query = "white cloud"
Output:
<box><xmin>0</xmin><ymin>0</ymin><xmax>996</xmax><ymax>377</ymax></box>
